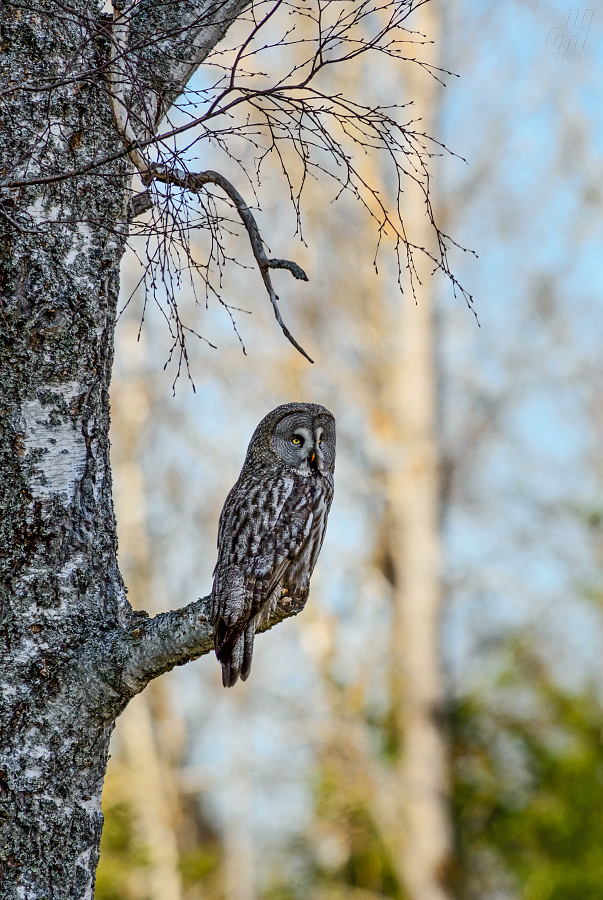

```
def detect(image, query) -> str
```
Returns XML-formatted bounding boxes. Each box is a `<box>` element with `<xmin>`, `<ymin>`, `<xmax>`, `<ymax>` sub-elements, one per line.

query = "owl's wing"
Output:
<box><xmin>213</xmin><ymin>472</ymin><xmax>307</xmax><ymax>621</ymax></box>
<box><xmin>212</xmin><ymin>473</ymin><xmax>318</xmax><ymax>669</ymax></box>
<box><xmin>283</xmin><ymin>472</ymin><xmax>334</xmax><ymax>601</ymax></box>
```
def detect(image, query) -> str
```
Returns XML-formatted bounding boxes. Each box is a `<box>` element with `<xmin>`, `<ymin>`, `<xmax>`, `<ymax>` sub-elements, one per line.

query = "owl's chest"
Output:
<box><xmin>286</xmin><ymin>475</ymin><xmax>332</xmax><ymax>562</ymax></box>
<box><xmin>289</xmin><ymin>472</ymin><xmax>331</xmax><ymax>518</ymax></box>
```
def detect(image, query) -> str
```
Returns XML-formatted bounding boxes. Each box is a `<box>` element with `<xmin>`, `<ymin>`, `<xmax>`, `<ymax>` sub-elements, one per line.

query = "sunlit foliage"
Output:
<box><xmin>450</xmin><ymin>640</ymin><xmax>603</xmax><ymax>900</ymax></box>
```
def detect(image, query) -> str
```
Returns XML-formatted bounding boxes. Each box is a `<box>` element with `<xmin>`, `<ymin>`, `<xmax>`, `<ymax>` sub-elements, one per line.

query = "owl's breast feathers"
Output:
<box><xmin>211</xmin><ymin>467</ymin><xmax>333</xmax><ymax>684</ymax></box>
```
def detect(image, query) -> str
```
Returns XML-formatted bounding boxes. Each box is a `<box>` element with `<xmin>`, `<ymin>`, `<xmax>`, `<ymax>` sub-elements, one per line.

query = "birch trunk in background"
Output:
<box><xmin>223</xmin><ymin>711</ymin><xmax>255</xmax><ymax>900</ymax></box>
<box><xmin>388</xmin><ymin>4</ymin><xmax>452</xmax><ymax>898</ymax></box>
<box><xmin>109</xmin><ymin>325</ymin><xmax>183</xmax><ymax>900</ymax></box>
<box><xmin>285</xmin><ymin>9</ymin><xmax>452</xmax><ymax>888</ymax></box>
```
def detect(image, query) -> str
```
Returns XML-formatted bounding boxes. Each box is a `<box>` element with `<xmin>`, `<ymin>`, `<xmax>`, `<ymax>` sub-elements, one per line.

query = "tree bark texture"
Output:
<box><xmin>0</xmin><ymin>2</ymin><xmax>279</xmax><ymax>897</ymax></box>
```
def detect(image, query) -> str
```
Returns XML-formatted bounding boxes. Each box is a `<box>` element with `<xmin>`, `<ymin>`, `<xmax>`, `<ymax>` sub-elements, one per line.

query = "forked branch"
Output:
<box><xmin>152</xmin><ymin>167</ymin><xmax>312</xmax><ymax>361</ymax></box>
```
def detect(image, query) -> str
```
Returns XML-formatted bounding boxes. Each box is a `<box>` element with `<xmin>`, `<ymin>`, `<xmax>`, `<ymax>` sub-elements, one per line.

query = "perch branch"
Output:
<box><xmin>98</xmin><ymin>593</ymin><xmax>303</xmax><ymax>705</ymax></box>
<box><xmin>118</xmin><ymin>595</ymin><xmax>214</xmax><ymax>696</ymax></box>
<box><xmin>110</xmin><ymin>0</ymin><xmax>312</xmax><ymax>362</ymax></box>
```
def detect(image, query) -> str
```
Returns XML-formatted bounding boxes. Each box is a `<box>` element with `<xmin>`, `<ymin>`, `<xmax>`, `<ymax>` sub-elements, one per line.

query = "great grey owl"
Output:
<box><xmin>211</xmin><ymin>403</ymin><xmax>336</xmax><ymax>687</ymax></box>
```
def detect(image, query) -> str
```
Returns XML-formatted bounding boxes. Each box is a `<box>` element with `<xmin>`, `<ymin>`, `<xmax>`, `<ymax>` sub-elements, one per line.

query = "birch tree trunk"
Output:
<box><xmin>388</xmin><ymin>4</ymin><xmax>452</xmax><ymax>898</ymax></box>
<box><xmin>0</xmin><ymin>11</ymin><xmax>129</xmax><ymax>889</ymax></box>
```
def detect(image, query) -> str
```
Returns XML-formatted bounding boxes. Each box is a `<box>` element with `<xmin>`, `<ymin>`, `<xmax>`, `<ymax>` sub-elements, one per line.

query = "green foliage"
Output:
<box><xmin>366</xmin><ymin>705</ymin><xmax>400</xmax><ymax>764</ymax></box>
<box><xmin>264</xmin><ymin>879</ymin><xmax>308</xmax><ymax>900</ymax></box>
<box><xmin>450</xmin><ymin>639</ymin><xmax>603</xmax><ymax>900</ymax></box>
<box><xmin>314</xmin><ymin>769</ymin><xmax>403</xmax><ymax>899</ymax></box>
<box><xmin>178</xmin><ymin>844</ymin><xmax>221</xmax><ymax>888</ymax></box>
<box><xmin>95</xmin><ymin>773</ymin><xmax>223</xmax><ymax>900</ymax></box>
<box><xmin>95</xmin><ymin>799</ymin><xmax>149</xmax><ymax>900</ymax></box>
<box><xmin>95</xmin><ymin>749</ymin><xmax>223</xmax><ymax>900</ymax></box>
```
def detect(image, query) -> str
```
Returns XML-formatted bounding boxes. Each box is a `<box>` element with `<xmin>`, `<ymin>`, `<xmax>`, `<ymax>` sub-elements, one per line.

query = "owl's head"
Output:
<box><xmin>247</xmin><ymin>403</ymin><xmax>336</xmax><ymax>476</ymax></box>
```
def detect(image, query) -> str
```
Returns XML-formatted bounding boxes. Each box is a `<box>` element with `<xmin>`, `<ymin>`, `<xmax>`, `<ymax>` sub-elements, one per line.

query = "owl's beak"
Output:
<box><xmin>310</xmin><ymin>451</ymin><xmax>316</xmax><ymax>463</ymax></box>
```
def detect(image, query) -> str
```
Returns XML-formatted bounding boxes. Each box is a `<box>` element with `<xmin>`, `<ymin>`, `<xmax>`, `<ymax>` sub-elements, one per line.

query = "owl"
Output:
<box><xmin>211</xmin><ymin>403</ymin><xmax>336</xmax><ymax>687</ymax></box>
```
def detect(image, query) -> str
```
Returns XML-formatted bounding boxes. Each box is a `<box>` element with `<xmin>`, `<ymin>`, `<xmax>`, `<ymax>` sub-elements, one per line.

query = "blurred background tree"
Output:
<box><xmin>97</xmin><ymin>1</ymin><xmax>603</xmax><ymax>899</ymax></box>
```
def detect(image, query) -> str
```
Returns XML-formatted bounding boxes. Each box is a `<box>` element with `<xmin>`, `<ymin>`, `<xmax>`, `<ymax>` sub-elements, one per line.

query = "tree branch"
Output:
<box><xmin>110</xmin><ymin>1</ymin><xmax>313</xmax><ymax>362</ymax></box>
<box><xmin>152</xmin><ymin>166</ymin><xmax>313</xmax><ymax>361</ymax></box>
<box><xmin>119</xmin><ymin>596</ymin><xmax>214</xmax><ymax>696</ymax></box>
<box><xmin>100</xmin><ymin>593</ymin><xmax>303</xmax><ymax>707</ymax></box>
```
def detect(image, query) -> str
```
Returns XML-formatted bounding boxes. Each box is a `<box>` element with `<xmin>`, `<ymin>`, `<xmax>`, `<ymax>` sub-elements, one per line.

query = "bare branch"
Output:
<box><xmin>153</xmin><ymin>166</ymin><xmax>313</xmax><ymax>360</ymax></box>
<box><xmin>117</xmin><ymin>596</ymin><xmax>214</xmax><ymax>697</ymax></box>
<box><xmin>105</xmin><ymin>593</ymin><xmax>302</xmax><ymax>704</ymax></box>
<box><xmin>111</xmin><ymin>0</ymin><xmax>313</xmax><ymax>360</ymax></box>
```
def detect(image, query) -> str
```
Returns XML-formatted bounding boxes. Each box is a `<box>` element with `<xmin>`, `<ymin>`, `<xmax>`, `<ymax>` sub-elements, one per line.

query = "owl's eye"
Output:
<box><xmin>291</xmin><ymin>435</ymin><xmax>303</xmax><ymax>445</ymax></box>
<box><xmin>318</xmin><ymin>435</ymin><xmax>323</xmax><ymax>445</ymax></box>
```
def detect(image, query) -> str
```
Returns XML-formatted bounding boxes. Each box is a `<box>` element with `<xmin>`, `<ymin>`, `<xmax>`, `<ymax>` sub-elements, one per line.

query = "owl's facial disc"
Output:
<box><xmin>272</xmin><ymin>417</ymin><xmax>314</xmax><ymax>473</ymax></box>
<box><xmin>271</xmin><ymin>412</ymin><xmax>335</xmax><ymax>475</ymax></box>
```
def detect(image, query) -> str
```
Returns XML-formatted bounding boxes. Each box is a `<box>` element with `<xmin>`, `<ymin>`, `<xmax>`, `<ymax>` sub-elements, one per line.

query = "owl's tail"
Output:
<box><xmin>216</xmin><ymin>621</ymin><xmax>256</xmax><ymax>688</ymax></box>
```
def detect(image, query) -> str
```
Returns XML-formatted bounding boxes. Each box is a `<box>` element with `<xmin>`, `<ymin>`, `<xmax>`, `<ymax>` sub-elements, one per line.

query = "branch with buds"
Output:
<box><xmin>110</xmin><ymin>0</ymin><xmax>313</xmax><ymax>362</ymax></box>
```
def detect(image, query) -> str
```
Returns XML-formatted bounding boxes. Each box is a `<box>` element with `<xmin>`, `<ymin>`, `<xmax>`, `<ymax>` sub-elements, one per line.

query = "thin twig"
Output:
<box><xmin>110</xmin><ymin>0</ymin><xmax>313</xmax><ymax>362</ymax></box>
<box><xmin>153</xmin><ymin>166</ymin><xmax>313</xmax><ymax>362</ymax></box>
